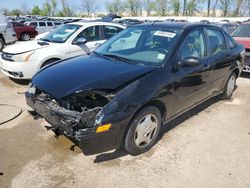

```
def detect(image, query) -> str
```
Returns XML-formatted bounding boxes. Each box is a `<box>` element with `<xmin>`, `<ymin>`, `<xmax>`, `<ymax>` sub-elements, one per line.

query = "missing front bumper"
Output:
<box><xmin>25</xmin><ymin>92</ymin><xmax>126</xmax><ymax>155</ymax></box>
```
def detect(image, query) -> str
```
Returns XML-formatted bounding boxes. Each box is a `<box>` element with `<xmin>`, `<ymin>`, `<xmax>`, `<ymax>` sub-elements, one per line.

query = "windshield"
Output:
<box><xmin>41</xmin><ymin>24</ymin><xmax>81</xmax><ymax>43</ymax></box>
<box><xmin>95</xmin><ymin>26</ymin><xmax>182</xmax><ymax>66</ymax></box>
<box><xmin>232</xmin><ymin>24</ymin><xmax>250</xmax><ymax>37</ymax></box>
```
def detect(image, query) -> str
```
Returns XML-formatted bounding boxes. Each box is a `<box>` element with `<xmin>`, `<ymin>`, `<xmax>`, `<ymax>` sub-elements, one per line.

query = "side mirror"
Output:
<box><xmin>73</xmin><ymin>37</ymin><xmax>87</xmax><ymax>45</ymax></box>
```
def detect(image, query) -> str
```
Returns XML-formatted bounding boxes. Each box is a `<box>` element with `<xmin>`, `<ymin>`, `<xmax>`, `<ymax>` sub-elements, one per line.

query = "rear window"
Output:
<box><xmin>232</xmin><ymin>24</ymin><xmax>250</xmax><ymax>37</ymax></box>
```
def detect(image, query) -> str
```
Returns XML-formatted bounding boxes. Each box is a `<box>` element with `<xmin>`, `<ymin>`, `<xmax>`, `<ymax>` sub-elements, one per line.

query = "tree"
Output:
<box><xmin>31</xmin><ymin>5</ymin><xmax>42</xmax><ymax>15</ymax></box>
<box><xmin>232</xmin><ymin>0</ymin><xmax>243</xmax><ymax>16</ymax></box>
<box><xmin>171</xmin><ymin>0</ymin><xmax>180</xmax><ymax>16</ymax></box>
<box><xmin>212</xmin><ymin>0</ymin><xmax>219</xmax><ymax>16</ymax></box>
<box><xmin>60</xmin><ymin>0</ymin><xmax>73</xmax><ymax>16</ymax></box>
<box><xmin>219</xmin><ymin>0</ymin><xmax>231</xmax><ymax>17</ymax></box>
<box><xmin>82</xmin><ymin>0</ymin><xmax>96</xmax><ymax>16</ymax></box>
<box><xmin>207</xmin><ymin>0</ymin><xmax>211</xmax><ymax>16</ymax></box>
<box><xmin>10</xmin><ymin>9</ymin><xmax>22</xmax><ymax>16</ymax></box>
<box><xmin>156</xmin><ymin>0</ymin><xmax>168</xmax><ymax>16</ymax></box>
<box><xmin>186</xmin><ymin>0</ymin><xmax>196</xmax><ymax>16</ymax></box>
<box><xmin>106</xmin><ymin>0</ymin><xmax>125</xmax><ymax>15</ymax></box>
<box><xmin>21</xmin><ymin>0</ymin><xmax>30</xmax><ymax>14</ymax></box>
<box><xmin>183</xmin><ymin>0</ymin><xmax>187</xmax><ymax>15</ymax></box>
<box><xmin>143</xmin><ymin>0</ymin><xmax>156</xmax><ymax>16</ymax></box>
<box><xmin>126</xmin><ymin>0</ymin><xmax>142</xmax><ymax>16</ymax></box>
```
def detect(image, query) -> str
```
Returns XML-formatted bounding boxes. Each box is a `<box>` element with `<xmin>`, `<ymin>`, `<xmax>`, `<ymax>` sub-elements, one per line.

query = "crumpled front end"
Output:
<box><xmin>25</xmin><ymin>86</ymin><xmax>126</xmax><ymax>155</ymax></box>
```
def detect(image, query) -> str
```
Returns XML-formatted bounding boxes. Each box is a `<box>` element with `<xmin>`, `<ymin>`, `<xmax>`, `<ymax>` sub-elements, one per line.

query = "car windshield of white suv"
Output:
<box><xmin>41</xmin><ymin>24</ymin><xmax>81</xmax><ymax>43</ymax></box>
<box><xmin>232</xmin><ymin>24</ymin><xmax>250</xmax><ymax>37</ymax></box>
<box><xmin>95</xmin><ymin>26</ymin><xmax>182</xmax><ymax>66</ymax></box>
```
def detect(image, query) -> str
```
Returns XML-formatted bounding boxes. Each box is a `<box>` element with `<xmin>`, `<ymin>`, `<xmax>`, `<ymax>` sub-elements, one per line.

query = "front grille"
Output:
<box><xmin>1</xmin><ymin>52</ymin><xmax>14</xmax><ymax>62</ymax></box>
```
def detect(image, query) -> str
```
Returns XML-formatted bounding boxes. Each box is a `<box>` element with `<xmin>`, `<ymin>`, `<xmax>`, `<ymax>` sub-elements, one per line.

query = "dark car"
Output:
<box><xmin>119</xmin><ymin>19</ymin><xmax>142</xmax><ymax>26</ymax></box>
<box><xmin>232</xmin><ymin>22</ymin><xmax>250</xmax><ymax>72</ymax></box>
<box><xmin>26</xmin><ymin>23</ymin><xmax>244</xmax><ymax>156</ymax></box>
<box><xmin>12</xmin><ymin>21</ymin><xmax>38</xmax><ymax>41</ymax></box>
<box><xmin>216</xmin><ymin>23</ymin><xmax>238</xmax><ymax>34</ymax></box>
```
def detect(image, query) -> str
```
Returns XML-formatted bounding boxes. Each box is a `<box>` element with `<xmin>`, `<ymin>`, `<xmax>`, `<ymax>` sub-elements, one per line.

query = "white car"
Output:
<box><xmin>0</xmin><ymin>22</ymin><xmax>125</xmax><ymax>79</ymax></box>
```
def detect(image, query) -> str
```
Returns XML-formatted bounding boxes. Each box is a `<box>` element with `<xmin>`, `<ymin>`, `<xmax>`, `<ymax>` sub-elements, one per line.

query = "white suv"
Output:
<box><xmin>25</xmin><ymin>21</ymin><xmax>62</xmax><ymax>34</ymax></box>
<box><xmin>0</xmin><ymin>22</ymin><xmax>125</xmax><ymax>79</ymax></box>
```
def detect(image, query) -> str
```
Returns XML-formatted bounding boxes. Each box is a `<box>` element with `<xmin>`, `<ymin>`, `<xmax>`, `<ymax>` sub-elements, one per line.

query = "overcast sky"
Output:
<box><xmin>0</xmin><ymin>0</ymin><xmax>108</xmax><ymax>12</ymax></box>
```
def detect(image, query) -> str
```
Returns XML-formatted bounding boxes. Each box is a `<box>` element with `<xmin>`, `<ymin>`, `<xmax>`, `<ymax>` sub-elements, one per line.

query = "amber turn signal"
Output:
<box><xmin>96</xmin><ymin>123</ymin><xmax>112</xmax><ymax>133</ymax></box>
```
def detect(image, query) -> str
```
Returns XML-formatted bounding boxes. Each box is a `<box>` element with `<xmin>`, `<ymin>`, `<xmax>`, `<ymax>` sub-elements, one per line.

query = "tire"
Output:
<box><xmin>124</xmin><ymin>106</ymin><xmax>162</xmax><ymax>155</ymax></box>
<box><xmin>21</xmin><ymin>33</ymin><xmax>30</xmax><ymax>41</ymax></box>
<box><xmin>220</xmin><ymin>72</ymin><xmax>237</xmax><ymax>99</ymax></box>
<box><xmin>0</xmin><ymin>38</ymin><xmax>4</xmax><ymax>51</ymax></box>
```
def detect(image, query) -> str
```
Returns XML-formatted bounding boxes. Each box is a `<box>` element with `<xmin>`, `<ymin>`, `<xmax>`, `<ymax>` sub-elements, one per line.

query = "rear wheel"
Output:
<box><xmin>221</xmin><ymin>72</ymin><xmax>237</xmax><ymax>99</ymax></box>
<box><xmin>124</xmin><ymin>106</ymin><xmax>162</xmax><ymax>155</ymax></box>
<box><xmin>0</xmin><ymin>38</ymin><xmax>4</xmax><ymax>51</ymax></box>
<box><xmin>21</xmin><ymin>33</ymin><xmax>30</xmax><ymax>41</ymax></box>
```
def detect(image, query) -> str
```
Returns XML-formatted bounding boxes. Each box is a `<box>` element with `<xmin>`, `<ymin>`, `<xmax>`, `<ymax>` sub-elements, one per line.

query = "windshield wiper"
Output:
<box><xmin>102</xmin><ymin>54</ymin><xmax>132</xmax><ymax>64</ymax></box>
<box><xmin>40</xmin><ymin>38</ymin><xmax>51</xmax><ymax>42</ymax></box>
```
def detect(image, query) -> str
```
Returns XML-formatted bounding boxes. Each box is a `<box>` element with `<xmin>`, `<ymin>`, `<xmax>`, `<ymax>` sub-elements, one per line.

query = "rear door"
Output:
<box><xmin>205</xmin><ymin>27</ymin><xmax>231</xmax><ymax>93</ymax></box>
<box><xmin>173</xmin><ymin>28</ymin><xmax>213</xmax><ymax>114</ymax></box>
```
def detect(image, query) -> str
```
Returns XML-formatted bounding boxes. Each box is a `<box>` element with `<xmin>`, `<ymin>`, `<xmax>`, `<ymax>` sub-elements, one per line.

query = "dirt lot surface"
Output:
<box><xmin>0</xmin><ymin>71</ymin><xmax>250</xmax><ymax>188</ymax></box>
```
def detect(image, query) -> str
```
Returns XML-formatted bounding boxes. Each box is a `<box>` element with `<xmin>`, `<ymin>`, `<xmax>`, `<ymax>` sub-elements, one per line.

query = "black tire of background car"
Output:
<box><xmin>220</xmin><ymin>72</ymin><xmax>237</xmax><ymax>99</ymax></box>
<box><xmin>21</xmin><ymin>33</ymin><xmax>31</xmax><ymax>41</ymax></box>
<box><xmin>124</xmin><ymin>106</ymin><xmax>162</xmax><ymax>155</ymax></box>
<box><xmin>0</xmin><ymin>38</ymin><xmax>4</xmax><ymax>51</ymax></box>
<box><xmin>0</xmin><ymin>104</ymin><xmax>22</xmax><ymax>125</ymax></box>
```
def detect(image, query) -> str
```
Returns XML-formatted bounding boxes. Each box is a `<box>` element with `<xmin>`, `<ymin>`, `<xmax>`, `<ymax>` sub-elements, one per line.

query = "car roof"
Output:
<box><xmin>135</xmin><ymin>22</ymin><xmax>218</xmax><ymax>30</ymax></box>
<box><xmin>67</xmin><ymin>21</ymin><xmax>125</xmax><ymax>28</ymax></box>
<box><xmin>242</xmin><ymin>22</ymin><xmax>250</xmax><ymax>25</ymax></box>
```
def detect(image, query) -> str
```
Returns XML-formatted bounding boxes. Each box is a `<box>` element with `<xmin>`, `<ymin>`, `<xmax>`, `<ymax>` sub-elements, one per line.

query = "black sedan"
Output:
<box><xmin>26</xmin><ymin>22</ymin><xmax>244</xmax><ymax>155</ymax></box>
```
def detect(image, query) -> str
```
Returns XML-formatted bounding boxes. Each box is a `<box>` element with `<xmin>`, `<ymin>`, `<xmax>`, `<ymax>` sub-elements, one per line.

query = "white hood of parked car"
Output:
<box><xmin>3</xmin><ymin>40</ymin><xmax>58</xmax><ymax>54</ymax></box>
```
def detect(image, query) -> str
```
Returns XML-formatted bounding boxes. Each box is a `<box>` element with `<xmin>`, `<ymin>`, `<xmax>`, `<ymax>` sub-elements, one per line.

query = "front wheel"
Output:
<box><xmin>124</xmin><ymin>106</ymin><xmax>162</xmax><ymax>155</ymax></box>
<box><xmin>220</xmin><ymin>72</ymin><xmax>237</xmax><ymax>99</ymax></box>
<box><xmin>21</xmin><ymin>33</ymin><xmax>30</xmax><ymax>41</ymax></box>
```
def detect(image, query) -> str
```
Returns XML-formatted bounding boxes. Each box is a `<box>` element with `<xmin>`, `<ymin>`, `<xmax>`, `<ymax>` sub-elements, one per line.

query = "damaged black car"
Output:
<box><xmin>26</xmin><ymin>22</ymin><xmax>244</xmax><ymax>155</ymax></box>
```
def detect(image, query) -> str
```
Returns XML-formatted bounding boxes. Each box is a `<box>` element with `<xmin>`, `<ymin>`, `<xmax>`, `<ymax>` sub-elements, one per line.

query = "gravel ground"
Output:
<box><xmin>0</xmin><ymin>71</ymin><xmax>250</xmax><ymax>188</ymax></box>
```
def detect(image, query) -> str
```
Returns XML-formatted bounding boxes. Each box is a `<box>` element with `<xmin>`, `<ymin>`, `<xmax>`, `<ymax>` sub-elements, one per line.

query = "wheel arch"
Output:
<box><xmin>40</xmin><ymin>57</ymin><xmax>61</xmax><ymax>68</ymax></box>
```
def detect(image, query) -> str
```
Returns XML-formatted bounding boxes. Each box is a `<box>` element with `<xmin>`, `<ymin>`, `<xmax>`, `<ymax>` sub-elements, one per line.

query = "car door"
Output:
<box><xmin>101</xmin><ymin>25</ymin><xmax>123</xmax><ymax>41</ymax></box>
<box><xmin>3</xmin><ymin>22</ymin><xmax>17</xmax><ymax>43</ymax></box>
<box><xmin>205</xmin><ymin>27</ymin><xmax>231</xmax><ymax>93</ymax></box>
<box><xmin>173</xmin><ymin>28</ymin><xmax>213</xmax><ymax>114</ymax></box>
<box><xmin>68</xmin><ymin>26</ymin><xmax>103</xmax><ymax>57</ymax></box>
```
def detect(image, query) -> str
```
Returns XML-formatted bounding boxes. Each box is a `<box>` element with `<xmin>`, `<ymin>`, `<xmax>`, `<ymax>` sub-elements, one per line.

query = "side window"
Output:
<box><xmin>47</xmin><ymin>22</ymin><xmax>53</xmax><ymax>26</ymax></box>
<box><xmin>226</xmin><ymin>34</ymin><xmax>237</xmax><ymax>49</ymax></box>
<box><xmin>207</xmin><ymin>29</ymin><xmax>227</xmax><ymax>55</ymax></box>
<box><xmin>103</xmin><ymin>26</ymin><xmax>123</xmax><ymax>39</ymax></box>
<box><xmin>39</xmin><ymin>22</ymin><xmax>46</xmax><ymax>27</ymax></box>
<box><xmin>109</xmin><ymin>29</ymin><xmax>142</xmax><ymax>51</ymax></box>
<box><xmin>179</xmin><ymin>30</ymin><xmax>206</xmax><ymax>60</ymax></box>
<box><xmin>30</xmin><ymin>22</ymin><xmax>37</xmax><ymax>27</ymax></box>
<box><xmin>76</xmin><ymin>26</ymin><xmax>101</xmax><ymax>42</ymax></box>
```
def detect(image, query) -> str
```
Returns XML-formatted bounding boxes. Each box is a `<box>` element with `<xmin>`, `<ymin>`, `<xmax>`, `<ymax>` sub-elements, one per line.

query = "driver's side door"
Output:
<box><xmin>173</xmin><ymin>29</ymin><xmax>213</xmax><ymax>114</ymax></box>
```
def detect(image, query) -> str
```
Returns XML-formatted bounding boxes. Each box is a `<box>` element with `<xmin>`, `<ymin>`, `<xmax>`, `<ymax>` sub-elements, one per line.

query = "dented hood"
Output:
<box><xmin>32</xmin><ymin>54</ymin><xmax>157</xmax><ymax>99</ymax></box>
